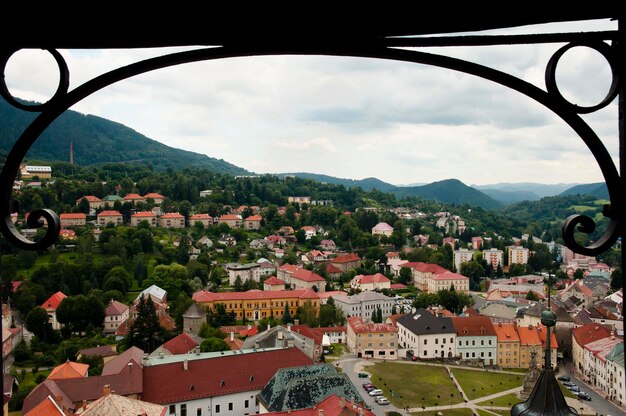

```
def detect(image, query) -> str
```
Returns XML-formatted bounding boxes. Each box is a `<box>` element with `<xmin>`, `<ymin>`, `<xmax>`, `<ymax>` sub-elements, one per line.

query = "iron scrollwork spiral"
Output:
<box><xmin>545</xmin><ymin>41</ymin><xmax>622</xmax><ymax>256</ymax></box>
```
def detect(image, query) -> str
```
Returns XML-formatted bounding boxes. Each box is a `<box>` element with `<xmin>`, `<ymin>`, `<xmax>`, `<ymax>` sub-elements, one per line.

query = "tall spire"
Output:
<box><xmin>511</xmin><ymin>276</ymin><xmax>578</xmax><ymax>416</ymax></box>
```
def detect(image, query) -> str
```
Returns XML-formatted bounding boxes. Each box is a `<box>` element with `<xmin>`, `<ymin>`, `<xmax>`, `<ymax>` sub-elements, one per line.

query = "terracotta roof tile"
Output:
<box><xmin>101</xmin><ymin>346</ymin><xmax>144</xmax><ymax>376</ymax></box>
<box><xmin>493</xmin><ymin>323</ymin><xmax>520</xmax><ymax>342</ymax></box>
<box><xmin>451</xmin><ymin>316</ymin><xmax>497</xmax><ymax>336</ymax></box>
<box><xmin>47</xmin><ymin>362</ymin><xmax>89</xmax><ymax>380</ymax></box>
<box><xmin>142</xmin><ymin>348</ymin><xmax>313</xmax><ymax>404</ymax></box>
<box><xmin>143</xmin><ymin>193</ymin><xmax>165</xmax><ymax>199</ymax></box>
<box><xmin>160</xmin><ymin>212</ymin><xmax>184</xmax><ymax>219</ymax></box>
<box><xmin>352</xmin><ymin>273</ymin><xmax>390</xmax><ymax>285</ymax></box>
<box><xmin>264</xmin><ymin>277</ymin><xmax>285</xmax><ymax>285</ymax></box>
<box><xmin>60</xmin><ymin>213</ymin><xmax>86</xmax><ymax>220</ymax></box>
<box><xmin>131</xmin><ymin>211</ymin><xmax>155</xmax><ymax>218</ymax></box>
<box><xmin>572</xmin><ymin>322</ymin><xmax>612</xmax><ymax>347</ymax></box>
<box><xmin>347</xmin><ymin>316</ymin><xmax>397</xmax><ymax>334</ymax></box>
<box><xmin>402</xmin><ymin>262</ymin><xmax>449</xmax><ymax>274</ymax></box>
<box><xmin>41</xmin><ymin>292</ymin><xmax>67</xmax><ymax>310</ymax></box>
<box><xmin>331</xmin><ymin>253</ymin><xmax>361</xmax><ymax>264</ymax></box>
<box><xmin>23</xmin><ymin>395</ymin><xmax>65</xmax><ymax>416</ymax></box>
<box><xmin>292</xmin><ymin>269</ymin><xmax>325</xmax><ymax>282</ymax></box>
<box><xmin>98</xmin><ymin>210</ymin><xmax>122</xmax><ymax>216</ymax></box>
<box><xmin>162</xmin><ymin>333</ymin><xmax>201</xmax><ymax>355</ymax></box>
<box><xmin>105</xmin><ymin>300</ymin><xmax>128</xmax><ymax>316</ymax></box>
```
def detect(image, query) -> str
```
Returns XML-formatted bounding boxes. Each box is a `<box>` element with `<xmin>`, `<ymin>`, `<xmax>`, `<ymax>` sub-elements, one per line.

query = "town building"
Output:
<box><xmin>332</xmin><ymin>292</ymin><xmax>394</xmax><ymax>322</ymax></box>
<box><xmin>402</xmin><ymin>262</ymin><xmax>449</xmax><ymax>292</ymax></box>
<box><xmin>217</xmin><ymin>213</ymin><xmax>242</xmax><ymax>228</ymax></box>
<box><xmin>182</xmin><ymin>303</ymin><xmax>206</xmax><ymax>335</ymax></box>
<box><xmin>451</xmin><ymin>316</ymin><xmax>497</xmax><ymax>365</ymax></box>
<box><xmin>41</xmin><ymin>291</ymin><xmax>67</xmax><ymax>330</ymax></box>
<box><xmin>193</xmin><ymin>289</ymin><xmax>320</xmax><ymax>322</ymax></box>
<box><xmin>243</xmin><ymin>214</ymin><xmax>263</xmax><ymax>230</ymax></box>
<box><xmin>76</xmin><ymin>345</ymin><xmax>118</xmax><ymax>364</ymax></box>
<box><xmin>427</xmin><ymin>271</ymin><xmax>470</xmax><ymax>293</ymax></box>
<box><xmin>494</xmin><ymin>322</ymin><xmax>521</xmax><ymax>368</ymax></box>
<box><xmin>189</xmin><ymin>213</ymin><xmax>213</xmax><ymax>227</ymax></box>
<box><xmin>59</xmin><ymin>213</ymin><xmax>87</xmax><ymax>227</ymax></box>
<box><xmin>159</xmin><ymin>212</ymin><xmax>185</xmax><ymax>228</ymax></box>
<box><xmin>130</xmin><ymin>211</ymin><xmax>157</xmax><ymax>227</ymax></box>
<box><xmin>143</xmin><ymin>192</ymin><xmax>165</xmax><ymax>204</ymax></box>
<box><xmin>263</xmin><ymin>276</ymin><xmax>286</xmax><ymax>291</ymax></box>
<box><xmin>287</xmin><ymin>196</ymin><xmax>310</xmax><ymax>205</ymax></box>
<box><xmin>330</xmin><ymin>253</ymin><xmax>361</xmax><ymax>272</ymax></box>
<box><xmin>371</xmin><ymin>222</ymin><xmax>393</xmax><ymax>236</ymax></box>
<box><xmin>346</xmin><ymin>316</ymin><xmax>398</xmax><ymax>360</ymax></box>
<box><xmin>507</xmin><ymin>245</ymin><xmax>530</xmax><ymax>265</ymax></box>
<box><xmin>471</xmin><ymin>236</ymin><xmax>484</xmax><ymax>250</ymax></box>
<box><xmin>20</xmin><ymin>164</ymin><xmax>52</xmax><ymax>179</ymax></box>
<box><xmin>103</xmin><ymin>300</ymin><xmax>129</xmax><ymax>335</ymax></box>
<box><xmin>141</xmin><ymin>348</ymin><xmax>313</xmax><ymax>416</ymax></box>
<box><xmin>123</xmin><ymin>193</ymin><xmax>146</xmax><ymax>204</ymax></box>
<box><xmin>76</xmin><ymin>195</ymin><xmax>105</xmax><ymax>210</ymax></box>
<box><xmin>350</xmin><ymin>273</ymin><xmax>391</xmax><ymax>291</ymax></box>
<box><xmin>453</xmin><ymin>248</ymin><xmax>474</xmax><ymax>272</ymax></box>
<box><xmin>396</xmin><ymin>308</ymin><xmax>457</xmax><ymax>359</ymax></box>
<box><xmin>97</xmin><ymin>210</ymin><xmax>123</xmax><ymax>226</ymax></box>
<box><xmin>74</xmin><ymin>391</ymin><xmax>166</xmax><ymax>416</ymax></box>
<box><xmin>135</xmin><ymin>284</ymin><xmax>168</xmax><ymax>308</ymax></box>
<box><xmin>483</xmin><ymin>248</ymin><xmax>504</xmax><ymax>270</ymax></box>
<box><xmin>225</xmin><ymin>262</ymin><xmax>261</xmax><ymax>286</ymax></box>
<box><xmin>150</xmin><ymin>332</ymin><xmax>203</xmax><ymax>357</ymax></box>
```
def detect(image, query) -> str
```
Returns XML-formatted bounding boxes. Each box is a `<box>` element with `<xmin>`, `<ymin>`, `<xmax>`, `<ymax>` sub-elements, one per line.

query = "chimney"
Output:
<box><xmin>278</xmin><ymin>330</ymin><xmax>284</xmax><ymax>340</ymax></box>
<box><xmin>103</xmin><ymin>385</ymin><xmax>111</xmax><ymax>396</ymax></box>
<box><xmin>267</xmin><ymin>323</ymin><xmax>271</xmax><ymax>331</ymax></box>
<box><xmin>82</xmin><ymin>400</ymin><xmax>87</xmax><ymax>411</ymax></box>
<box><xmin>128</xmin><ymin>362</ymin><xmax>133</xmax><ymax>372</ymax></box>
<box><xmin>183</xmin><ymin>359</ymin><xmax>188</xmax><ymax>371</ymax></box>
<box><xmin>318</xmin><ymin>409</ymin><xmax>324</xmax><ymax>416</ymax></box>
<box><xmin>230</xmin><ymin>331</ymin><xmax>235</xmax><ymax>341</ymax></box>
<box><xmin>287</xmin><ymin>323</ymin><xmax>292</xmax><ymax>332</ymax></box>
<box><xmin>255</xmin><ymin>340</ymin><xmax>260</xmax><ymax>349</ymax></box>
<box><xmin>294</xmin><ymin>319</ymin><xmax>300</xmax><ymax>325</ymax></box>
<box><xmin>195</xmin><ymin>346</ymin><xmax>200</xmax><ymax>355</ymax></box>
<box><xmin>159</xmin><ymin>351</ymin><xmax>164</xmax><ymax>359</ymax></box>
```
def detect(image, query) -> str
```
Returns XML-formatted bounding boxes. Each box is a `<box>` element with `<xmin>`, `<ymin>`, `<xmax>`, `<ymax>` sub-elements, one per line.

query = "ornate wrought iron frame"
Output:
<box><xmin>0</xmin><ymin>16</ymin><xmax>624</xmax><ymax>415</ymax></box>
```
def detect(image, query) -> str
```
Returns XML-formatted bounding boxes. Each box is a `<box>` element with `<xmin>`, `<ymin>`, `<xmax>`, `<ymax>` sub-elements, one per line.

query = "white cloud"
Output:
<box><xmin>2</xmin><ymin>19</ymin><xmax>619</xmax><ymax>186</ymax></box>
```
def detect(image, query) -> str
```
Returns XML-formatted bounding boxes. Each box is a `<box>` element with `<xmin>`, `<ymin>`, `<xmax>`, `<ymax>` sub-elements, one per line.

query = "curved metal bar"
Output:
<box><xmin>0</xmin><ymin>45</ymin><xmax>621</xmax><ymax>254</ymax></box>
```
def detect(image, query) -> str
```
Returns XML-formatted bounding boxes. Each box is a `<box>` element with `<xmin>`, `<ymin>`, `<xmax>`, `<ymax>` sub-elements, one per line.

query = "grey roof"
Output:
<box><xmin>479</xmin><ymin>303</ymin><xmax>517</xmax><ymax>320</ymax></box>
<box><xmin>258</xmin><ymin>363</ymin><xmax>362</xmax><ymax>412</ymax></box>
<box><xmin>396</xmin><ymin>308</ymin><xmax>455</xmax><ymax>335</ymax></box>
<box><xmin>334</xmin><ymin>291</ymin><xmax>393</xmax><ymax>304</ymax></box>
<box><xmin>183</xmin><ymin>302</ymin><xmax>206</xmax><ymax>318</ymax></box>
<box><xmin>242</xmin><ymin>325</ymin><xmax>315</xmax><ymax>358</ymax></box>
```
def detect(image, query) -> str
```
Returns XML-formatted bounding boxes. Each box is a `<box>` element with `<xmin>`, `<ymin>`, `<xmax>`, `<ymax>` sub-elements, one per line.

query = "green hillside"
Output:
<box><xmin>390</xmin><ymin>179</ymin><xmax>502</xmax><ymax>210</ymax></box>
<box><xmin>0</xmin><ymin>99</ymin><xmax>250</xmax><ymax>175</ymax></box>
<box><xmin>560</xmin><ymin>182</ymin><xmax>609</xmax><ymax>199</ymax></box>
<box><xmin>277</xmin><ymin>172</ymin><xmax>397</xmax><ymax>192</ymax></box>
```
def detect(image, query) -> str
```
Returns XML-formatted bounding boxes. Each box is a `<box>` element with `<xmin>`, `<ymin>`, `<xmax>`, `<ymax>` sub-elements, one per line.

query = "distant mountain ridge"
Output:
<box><xmin>560</xmin><ymin>182</ymin><xmax>609</xmax><ymax>199</ymax></box>
<box><xmin>276</xmin><ymin>173</ymin><xmax>397</xmax><ymax>192</ymax></box>
<box><xmin>0</xmin><ymin>98</ymin><xmax>250</xmax><ymax>175</ymax></box>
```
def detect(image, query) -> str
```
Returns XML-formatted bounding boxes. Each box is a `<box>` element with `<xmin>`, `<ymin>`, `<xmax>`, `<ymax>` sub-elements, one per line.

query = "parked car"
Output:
<box><xmin>368</xmin><ymin>389</ymin><xmax>384</xmax><ymax>397</ymax></box>
<box><xmin>364</xmin><ymin>385</ymin><xmax>377</xmax><ymax>392</ymax></box>
<box><xmin>576</xmin><ymin>392</ymin><xmax>592</xmax><ymax>401</ymax></box>
<box><xmin>376</xmin><ymin>397</ymin><xmax>390</xmax><ymax>405</ymax></box>
<box><xmin>362</xmin><ymin>383</ymin><xmax>374</xmax><ymax>389</ymax></box>
<box><xmin>568</xmin><ymin>386</ymin><xmax>580</xmax><ymax>393</ymax></box>
<box><xmin>557</xmin><ymin>376</ymin><xmax>570</xmax><ymax>382</ymax></box>
<box><xmin>562</xmin><ymin>381</ymin><xmax>575</xmax><ymax>387</ymax></box>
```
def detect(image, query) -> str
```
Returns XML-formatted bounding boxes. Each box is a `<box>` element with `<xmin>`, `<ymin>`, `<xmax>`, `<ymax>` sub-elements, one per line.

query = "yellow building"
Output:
<box><xmin>494</xmin><ymin>322</ymin><xmax>520</xmax><ymax>368</ymax></box>
<box><xmin>192</xmin><ymin>289</ymin><xmax>319</xmax><ymax>321</ymax></box>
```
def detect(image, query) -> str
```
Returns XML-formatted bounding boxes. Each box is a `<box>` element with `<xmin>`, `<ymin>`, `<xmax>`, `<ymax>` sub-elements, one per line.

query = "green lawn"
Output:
<box><xmin>410</xmin><ymin>408</ymin><xmax>474</xmax><ymax>415</ymax></box>
<box><xmin>570</xmin><ymin>205</ymin><xmax>596</xmax><ymax>212</ymax></box>
<box><xmin>476</xmin><ymin>392</ymin><xmax>521</xmax><ymax>408</ymax></box>
<box><xmin>450</xmin><ymin>368</ymin><xmax>524</xmax><ymax>400</ymax></box>
<box><xmin>368</xmin><ymin>363</ymin><xmax>461</xmax><ymax>409</ymax></box>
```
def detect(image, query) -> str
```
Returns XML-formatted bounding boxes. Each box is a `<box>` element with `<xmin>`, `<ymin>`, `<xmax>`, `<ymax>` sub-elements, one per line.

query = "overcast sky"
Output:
<box><xmin>4</xmin><ymin>18</ymin><xmax>619</xmax><ymax>186</ymax></box>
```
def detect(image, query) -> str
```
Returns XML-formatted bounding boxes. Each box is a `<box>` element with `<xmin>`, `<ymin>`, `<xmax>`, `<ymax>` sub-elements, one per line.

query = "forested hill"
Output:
<box><xmin>560</xmin><ymin>182</ymin><xmax>609</xmax><ymax>200</ymax></box>
<box><xmin>390</xmin><ymin>179</ymin><xmax>502</xmax><ymax>210</ymax></box>
<box><xmin>277</xmin><ymin>172</ymin><xmax>397</xmax><ymax>192</ymax></box>
<box><xmin>0</xmin><ymin>99</ymin><xmax>251</xmax><ymax>175</ymax></box>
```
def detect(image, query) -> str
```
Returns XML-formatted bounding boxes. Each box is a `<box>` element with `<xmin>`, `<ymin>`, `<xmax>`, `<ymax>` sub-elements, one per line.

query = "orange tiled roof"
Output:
<box><xmin>347</xmin><ymin>316</ymin><xmax>397</xmax><ymax>334</ymax></box>
<box><xmin>41</xmin><ymin>292</ymin><xmax>67</xmax><ymax>310</ymax></box>
<box><xmin>493</xmin><ymin>323</ymin><xmax>520</xmax><ymax>342</ymax></box>
<box><xmin>264</xmin><ymin>276</ymin><xmax>285</xmax><ymax>285</ymax></box>
<box><xmin>98</xmin><ymin>210</ymin><xmax>122</xmax><ymax>216</ymax></box>
<box><xmin>517</xmin><ymin>325</ymin><xmax>542</xmax><ymax>346</ymax></box>
<box><xmin>143</xmin><ymin>192</ymin><xmax>165</xmax><ymax>199</ymax></box>
<box><xmin>245</xmin><ymin>215</ymin><xmax>263</xmax><ymax>221</ymax></box>
<box><xmin>123</xmin><ymin>193</ymin><xmax>145</xmax><ymax>200</ymax></box>
<box><xmin>353</xmin><ymin>273</ymin><xmax>390</xmax><ymax>285</ymax></box>
<box><xmin>131</xmin><ymin>211</ymin><xmax>155</xmax><ymax>218</ymax></box>
<box><xmin>331</xmin><ymin>253</ymin><xmax>361</xmax><ymax>263</ymax></box>
<box><xmin>572</xmin><ymin>323</ymin><xmax>612</xmax><ymax>347</ymax></box>
<box><xmin>160</xmin><ymin>212</ymin><xmax>184</xmax><ymax>219</ymax></box>
<box><xmin>76</xmin><ymin>195</ymin><xmax>102</xmax><ymax>202</ymax></box>
<box><xmin>59</xmin><ymin>213</ymin><xmax>86</xmax><ymax>219</ymax></box>
<box><xmin>47</xmin><ymin>361</ymin><xmax>89</xmax><ymax>380</ymax></box>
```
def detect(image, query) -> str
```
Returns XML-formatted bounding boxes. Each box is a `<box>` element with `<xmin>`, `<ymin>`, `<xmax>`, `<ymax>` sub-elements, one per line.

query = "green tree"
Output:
<box><xmin>526</xmin><ymin>291</ymin><xmax>539</xmax><ymax>301</ymax></box>
<box><xmin>508</xmin><ymin>263</ymin><xmax>526</xmax><ymax>277</ymax></box>
<box><xmin>25</xmin><ymin>307</ymin><xmax>52</xmax><ymax>341</ymax></box>
<box><xmin>399</xmin><ymin>267</ymin><xmax>413</xmax><ymax>285</ymax></box>
<box><xmin>573</xmin><ymin>268</ymin><xmax>584</xmax><ymax>279</ymax></box>
<box><xmin>200</xmin><ymin>337</ymin><xmax>230</xmax><ymax>352</ymax></box>
<box><xmin>126</xmin><ymin>295</ymin><xmax>163</xmax><ymax>352</ymax></box>
<box><xmin>282</xmin><ymin>303</ymin><xmax>293</xmax><ymax>324</ymax></box>
<box><xmin>610</xmin><ymin>268</ymin><xmax>622</xmax><ymax>290</ymax></box>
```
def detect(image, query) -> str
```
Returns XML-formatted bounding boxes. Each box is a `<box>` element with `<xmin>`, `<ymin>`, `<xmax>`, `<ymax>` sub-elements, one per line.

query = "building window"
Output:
<box><xmin>197</xmin><ymin>409</ymin><xmax>202</xmax><ymax>416</ymax></box>
<box><xmin>229</xmin><ymin>403</ymin><xmax>233</xmax><ymax>411</ymax></box>
<box><xmin>424</xmin><ymin>339</ymin><xmax>428</xmax><ymax>345</ymax></box>
<box><xmin>181</xmin><ymin>404</ymin><xmax>187</xmax><ymax>416</ymax></box>
<box><xmin>169</xmin><ymin>405</ymin><xmax>175</xmax><ymax>415</ymax></box>
<box><xmin>245</xmin><ymin>400</ymin><xmax>249</xmax><ymax>408</ymax></box>
<box><xmin>215</xmin><ymin>405</ymin><xmax>220</xmax><ymax>413</ymax></box>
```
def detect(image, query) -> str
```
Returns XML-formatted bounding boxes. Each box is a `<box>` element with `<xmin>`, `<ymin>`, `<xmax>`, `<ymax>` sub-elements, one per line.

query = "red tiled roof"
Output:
<box><xmin>23</xmin><ymin>395</ymin><xmax>65</xmax><ymax>416</ymax></box>
<box><xmin>403</xmin><ymin>262</ymin><xmax>449</xmax><ymax>274</ymax></box>
<box><xmin>326</xmin><ymin>264</ymin><xmax>342</xmax><ymax>274</ymax></box>
<box><xmin>78</xmin><ymin>345</ymin><xmax>118</xmax><ymax>358</ymax></box>
<box><xmin>331</xmin><ymin>253</ymin><xmax>361</xmax><ymax>263</ymax></box>
<box><xmin>264</xmin><ymin>394</ymin><xmax>375</xmax><ymax>416</ymax></box>
<box><xmin>264</xmin><ymin>277</ymin><xmax>285</xmax><ymax>285</ymax></box>
<box><xmin>60</xmin><ymin>213</ymin><xmax>86</xmax><ymax>220</ymax></box>
<box><xmin>105</xmin><ymin>300</ymin><xmax>128</xmax><ymax>316</ymax></box>
<box><xmin>77</xmin><ymin>195</ymin><xmax>102</xmax><ymax>203</ymax></box>
<box><xmin>123</xmin><ymin>193</ymin><xmax>145</xmax><ymax>200</ymax></box>
<box><xmin>277</xmin><ymin>264</ymin><xmax>299</xmax><ymax>273</ymax></box>
<box><xmin>162</xmin><ymin>333</ymin><xmax>200</xmax><ymax>355</ymax></box>
<box><xmin>292</xmin><ymin>269</ymin><xmax>325</xmax><ymax>282</ymax></box>
<box><xmin>131</xmin><ymin>211</ymin><xmax>155</xmax><ymax>218</ymax></box>
<box><xmin>142</xmin><ymin>348</ymin><xmax>313</xmax><ymax>404</ymax></box>
<box><xmin>101</xmin><ymin>346</ymin><xmax>144</xmax><ymax>376</ymax></box>
<box><xmin>245</xmin><ymin>215</ymin><xmax>262</xmax><ymax>221</ymax></box>
<box><xmin>517</xmin><ymin>325</ymin><xmax>542</xmax><ymax>346</ymax></box>
<box><xmin>47</xmin><ymin>362</ymin><xmax>89</xmax><ymax>380</ymax></box>
<box><xmin>353</xmin><ymin>273</ymin><xmax>390</xmax><ymax>285</ymax></box>
<box><xmin>493</xmin><ymin>323</ymin><xmax>520</xmax><ymax>342</ymax></box>
<box><xmin>190</xmin><ymin>214</ymin><xmax>212</xmax><ymax>220</ymax></box>
<box><xmin>218</xmin><ymin>214</ymin><xmax>242</xmax><ymax>221</ymax></box>
<box><xmin>98</xmin><ymin>210</ymin><xmax>122</xmax><ymax>216</ymax></box>
<box><xmin>536</xmin><ymin>325</ymin><xmax>559</xmax><ymax>350</ymax></box>
<box><xmin>41</xmin><ymin>291</ymin><xmax>67</xmax><ymax>310</ymax></box>
<box><xmin>450</xmin><ymin>316</ymin><xmax>497</xmax><ymax>337</ymax></box>
<box><xmin>347</xmin><ymin>316</ymin><xmax>397</xmax><ymax>334</ymax></box>
<box><xmin>160</xmin><ymin>212</ymin><xmax>184</xmax><ymax>219</ymax></box>
<box><xmin>390</xmin><ymin>283</ymin><xmax>407</xmax><ymax>290</ymax></box>
<box><xmin>572</xmin><ymin>323</ymin><xmax>612</xmax><ymax>348</ymax></box>
<box><xmin>193</xmin><ymin>289</ymin><xmax>319</xmax><ymax>303</ymax></box>
<box><xmin>143</xmin><ymin>193</ymin><xmax>165</xmax><ymax>199</ymax></box>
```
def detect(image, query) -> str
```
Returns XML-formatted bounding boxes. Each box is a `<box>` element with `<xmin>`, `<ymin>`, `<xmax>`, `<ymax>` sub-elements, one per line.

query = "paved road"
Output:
<box><xmin>560</xmin><ymin>360</ymin><xmax>626</xmax><ymax>416</ymax></box>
